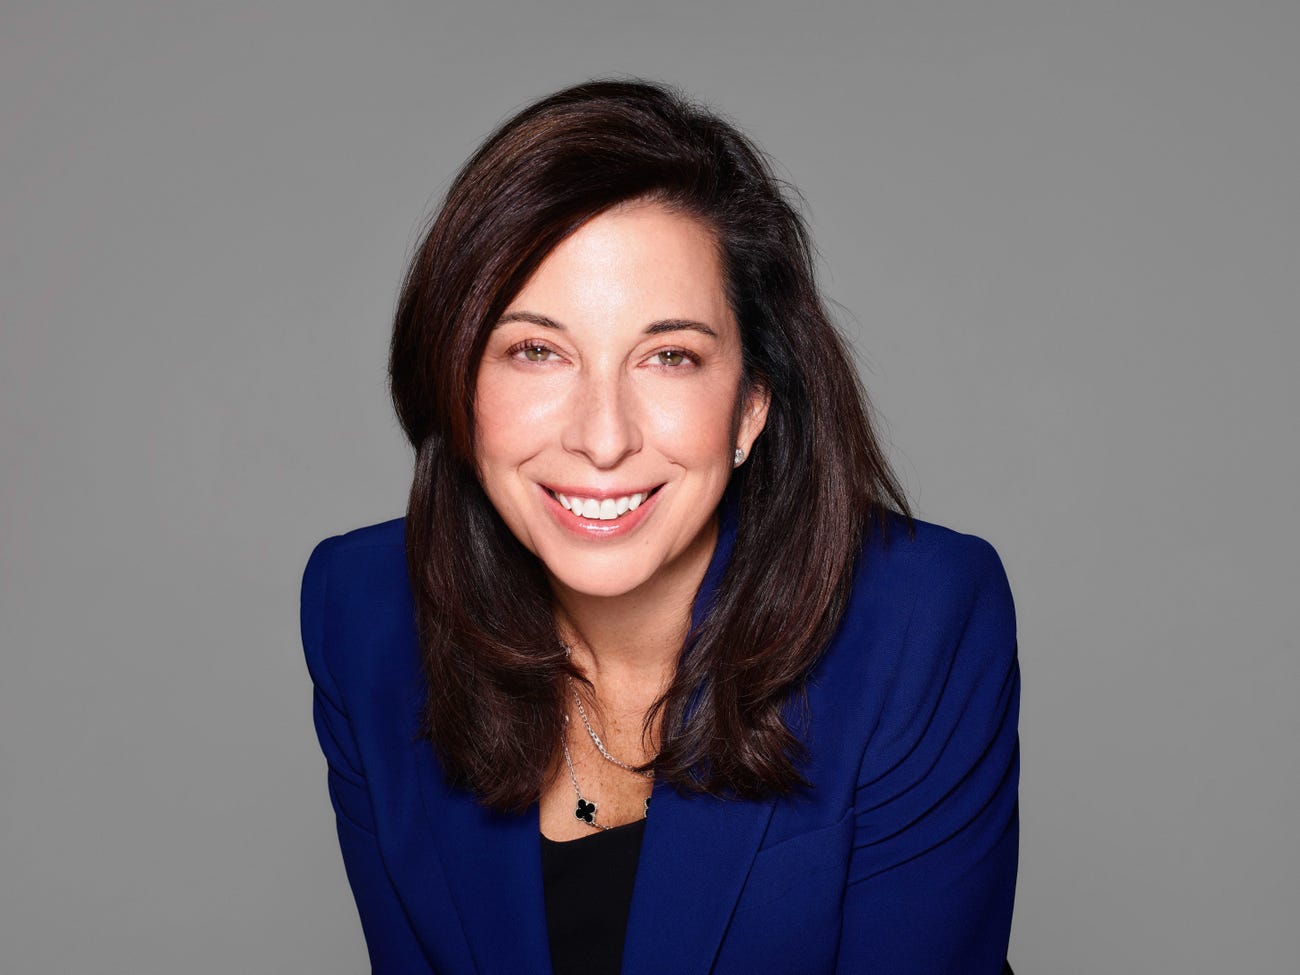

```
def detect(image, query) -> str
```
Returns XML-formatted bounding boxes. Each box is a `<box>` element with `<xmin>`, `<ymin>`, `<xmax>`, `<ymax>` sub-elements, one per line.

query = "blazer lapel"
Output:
<box><xmin>416</xmin><ymin>747</ymin><xmax>552</xmax><ymax>975</ymax></box>
<box><xmin>622</xmin><ymin>784</ymin><xmax>775</xmax><ymax>975</ymax></box>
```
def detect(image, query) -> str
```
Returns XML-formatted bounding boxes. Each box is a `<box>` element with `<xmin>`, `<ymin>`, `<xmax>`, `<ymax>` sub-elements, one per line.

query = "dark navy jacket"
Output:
<box><xmin>301</xmin><ymin>503</ymin><xmax>1019</xmax><ymax>973</ymax></box>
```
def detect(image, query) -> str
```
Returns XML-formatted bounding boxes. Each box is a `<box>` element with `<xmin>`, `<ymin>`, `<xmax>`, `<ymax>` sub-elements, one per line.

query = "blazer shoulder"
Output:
<box><xmin>856</xmin><ymin>512</ymin><xmax>1011</xmax><ymax>608</ymax></box>
<box><xmin>825</xmin><ymin>515</ymin><xmax>1018</xmax><ymax>784</ymax></box>
<box><xmin>300</xmin><ymin>516</ymin><xmax>413</xmax><ymax>703</ymax></box>
<box><xmin>831</xmin><ymin>514</ymin><xmax>1016</xmax><ymax>704</ymax></box>
<box><xmin>302</xmin><ymin>516</ymin><xmax>407</xmax><ymax>590</ymax></box>
<box><xmin>310</xmin><ymin>515</ymin><xmax>406</xmax><ymax>558</ymax></box>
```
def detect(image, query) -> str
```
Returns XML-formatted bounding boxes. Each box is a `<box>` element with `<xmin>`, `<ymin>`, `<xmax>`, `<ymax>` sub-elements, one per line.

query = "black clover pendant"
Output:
<box><xmin>574</xmin><ymin>797</ymin><xmax>597</xmax><ymax>823</ymax></box>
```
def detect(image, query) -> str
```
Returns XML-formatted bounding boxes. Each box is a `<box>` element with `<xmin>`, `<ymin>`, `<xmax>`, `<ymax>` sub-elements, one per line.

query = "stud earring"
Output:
<box><xmin>733</xmin><ymin>447</ymin><xmax>746</xmax><ymax>467</ymax></box>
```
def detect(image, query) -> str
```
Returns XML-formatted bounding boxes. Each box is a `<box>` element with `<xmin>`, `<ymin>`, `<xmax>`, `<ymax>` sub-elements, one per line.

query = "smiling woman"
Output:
<box><xmin>475</xmin><ymin>202</ymin><xmax>767</xmax><ymax>605</ymax></box>
<box><xmin>303</xmin><ymin>79</ymin><xmax>1020</xmax><ymax>974</ymax></box>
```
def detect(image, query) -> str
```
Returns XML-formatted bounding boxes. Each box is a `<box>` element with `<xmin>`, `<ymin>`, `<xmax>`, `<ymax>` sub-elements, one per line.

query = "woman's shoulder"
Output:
<box><xmin>825</xmin><ymin>511</ymin><xmax>1017</xmax><ymax>694</ymax></box>
<box><xmin>300</xmin><ymin>516</ymin><xmax>416</xmax><ymax>704</ymax></box>
<box><xmin>805</xmin><ymin>513</ymin><xmax>1018</xmax><ymax>784</ymax></box>
<box><xmin>854</xmin><ymin>511</ymin><xmax>1012</xmax><ymax>608</ymax></box>
<box><xmin>306</xmin><ymin>514</ymin><xmax>406</xmax><ymax>559</ymax></box>
<box><xmin>303</xmin><ymin>516</ymin><xmax>407</xmax><ymax>592</ymax></box>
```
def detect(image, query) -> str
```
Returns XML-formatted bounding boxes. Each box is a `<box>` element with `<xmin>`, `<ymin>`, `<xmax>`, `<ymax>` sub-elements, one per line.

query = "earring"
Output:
<box><xmin>733</xmin><ymin>447</ymin><xmax>746</xmax><ymax>467</ymax></box>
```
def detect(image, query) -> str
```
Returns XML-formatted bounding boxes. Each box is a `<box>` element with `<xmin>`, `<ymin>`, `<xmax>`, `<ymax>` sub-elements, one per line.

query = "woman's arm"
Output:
<box><xmin>301</xmin><ymin>536</ymin><xmax>437</xmax><ymax>975</ymax></box>
<box><xmin>836</xmin><ymin>536</ymin><xmax>1020</xmax><ymax>973</ymax></box>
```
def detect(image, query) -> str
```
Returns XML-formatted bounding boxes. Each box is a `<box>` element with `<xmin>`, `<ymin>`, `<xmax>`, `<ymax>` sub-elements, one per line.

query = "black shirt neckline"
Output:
<box><xmin>540</xmin><ymin>817</ymin><xmax>647</xmax><ymax>975</ymax></box>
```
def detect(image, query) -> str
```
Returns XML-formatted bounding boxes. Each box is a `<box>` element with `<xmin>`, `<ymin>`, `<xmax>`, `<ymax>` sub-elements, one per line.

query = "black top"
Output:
<box><xmin>540</xmin><ymin>818</ymin><xmax>647</xmax><ymax>975</ymax></box>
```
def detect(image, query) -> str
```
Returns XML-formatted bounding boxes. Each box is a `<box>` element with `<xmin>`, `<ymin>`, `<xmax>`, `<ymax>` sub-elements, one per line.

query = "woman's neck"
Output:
<box><xmin>550</xmin><ymin>513</ymin><xmax>719</xmax><ymax>698</ymax></box>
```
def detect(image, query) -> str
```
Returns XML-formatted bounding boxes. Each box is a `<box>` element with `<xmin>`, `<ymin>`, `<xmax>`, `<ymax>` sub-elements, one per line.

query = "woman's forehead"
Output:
<box><xmin>502</xmin><ymin>203</ymin><xmax>734</xmax><ymax>338</ymax></box>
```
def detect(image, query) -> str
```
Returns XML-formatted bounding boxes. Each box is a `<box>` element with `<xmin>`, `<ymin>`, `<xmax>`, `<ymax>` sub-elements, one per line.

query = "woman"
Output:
<box><xmin>302</xmin><ymin>79</ymin><xmax>1019</xmax><ymax>974</ymax></box>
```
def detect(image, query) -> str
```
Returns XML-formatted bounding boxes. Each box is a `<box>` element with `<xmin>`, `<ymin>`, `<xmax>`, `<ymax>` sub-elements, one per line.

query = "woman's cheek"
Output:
<box><xmin>477</xmin><ymin>366</ymin><xmax>558</xmax><ymax>445</ymax></box>
<box><xmin>653</xmin><ymin>381</ymin><xmax>739</xmax><ymax>455</ymax></box>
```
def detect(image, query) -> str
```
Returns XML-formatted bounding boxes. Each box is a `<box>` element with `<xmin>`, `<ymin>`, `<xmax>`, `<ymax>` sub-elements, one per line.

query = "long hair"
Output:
<box><xmin>389</xmin><ymin>79</ymin><xmax>913</xmax><ymax>812</ymax></box>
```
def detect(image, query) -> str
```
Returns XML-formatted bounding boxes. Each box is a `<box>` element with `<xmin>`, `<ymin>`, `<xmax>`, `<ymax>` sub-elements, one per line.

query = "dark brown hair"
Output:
<box><xmin>389</xmin><ymin>79</ymin><xmax>913</xmax><ymax>812</ymax></box>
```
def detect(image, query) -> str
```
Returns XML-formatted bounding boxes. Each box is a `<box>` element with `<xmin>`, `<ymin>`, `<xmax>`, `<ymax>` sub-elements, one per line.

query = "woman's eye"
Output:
<box><xmin>653</xmin><ymin>349</ymin><xmax>695</xmax><ymax>367</ymax></box>
<box><xmin>513</xmin><ymin>343</ymin><xmax>554</xmax><ymax>363</ymax></box>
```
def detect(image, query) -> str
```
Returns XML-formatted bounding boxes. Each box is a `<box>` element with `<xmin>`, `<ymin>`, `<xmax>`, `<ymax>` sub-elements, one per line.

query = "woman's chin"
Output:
<box><xmin>545</xmin><ymin>566</ymin><xmax>653</xmax><ymax>601</ymax></box>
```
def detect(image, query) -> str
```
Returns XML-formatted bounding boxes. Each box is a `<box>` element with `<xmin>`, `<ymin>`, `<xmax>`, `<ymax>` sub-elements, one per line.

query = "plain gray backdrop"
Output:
<box><xmin>3</xmin><ymin>1</ymin><xmax>1296</xmax><ymax>972</ymax></box>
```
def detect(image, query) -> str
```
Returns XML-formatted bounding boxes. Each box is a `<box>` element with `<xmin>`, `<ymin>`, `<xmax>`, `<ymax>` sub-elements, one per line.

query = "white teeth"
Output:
<box><xmin>551</xmin><ymin>489</ymin><xmax>655</xmax><ymax>520</ymax></box>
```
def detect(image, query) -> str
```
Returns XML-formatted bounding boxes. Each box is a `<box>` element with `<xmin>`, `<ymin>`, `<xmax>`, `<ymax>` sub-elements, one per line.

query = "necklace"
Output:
<box><xmin>558</xmin><ymin>641</ymin><xmax>655</xmax><ymax>830</ymax></box>
<box><xmin>561</xmin><ymin>713</ymin><xmax>651</xmax><ymax>831</ymax></box>
<box><xmin>566</xmin><ymin>676</ymin><xmax>655</xmax><ymax>779</ymax></box>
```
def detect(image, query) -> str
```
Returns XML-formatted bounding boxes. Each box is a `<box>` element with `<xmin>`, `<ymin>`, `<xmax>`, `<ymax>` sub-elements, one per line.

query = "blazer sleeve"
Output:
<box><xmin>836</xmin><ymin>536</ymin><xmax>1020</xmax><ymax>974</ymax></box>
<box><xmin>301</xmin><ymin>536</ymin><xmax>436</xmax><ymax>975</ymax></box>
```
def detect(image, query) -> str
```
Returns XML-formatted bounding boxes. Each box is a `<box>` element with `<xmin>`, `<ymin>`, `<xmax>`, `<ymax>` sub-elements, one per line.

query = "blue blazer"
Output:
<box><xmin>301</xmin><ymin>502</ymin><xmax>1020</xmax><ymax>974</ymax></box>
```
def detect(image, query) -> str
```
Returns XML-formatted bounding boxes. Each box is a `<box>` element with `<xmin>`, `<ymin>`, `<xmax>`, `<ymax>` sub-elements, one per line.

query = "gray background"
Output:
<box><xmin>2</xmin><ymin>1</ymin><xmax>1296</xmax><ymax>972</ymax></box>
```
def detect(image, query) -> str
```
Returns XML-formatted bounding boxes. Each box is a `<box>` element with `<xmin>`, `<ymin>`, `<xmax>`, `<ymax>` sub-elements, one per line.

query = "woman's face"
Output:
<box><xmin>474</xmin><ymin>201</ymin><xmax>769</xmax><ymax>601</ymax></box>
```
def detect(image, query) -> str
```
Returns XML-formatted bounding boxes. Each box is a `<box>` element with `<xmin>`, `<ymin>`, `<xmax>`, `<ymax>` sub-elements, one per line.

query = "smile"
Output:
<box><xmin>544</xmin><ymin>486</ymin><xmax>663</xmax><ymax>521</ymax></box>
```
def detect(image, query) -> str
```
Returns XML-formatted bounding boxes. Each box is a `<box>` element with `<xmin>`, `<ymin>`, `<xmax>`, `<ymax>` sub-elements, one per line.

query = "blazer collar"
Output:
<box><xmin>416</xmin><ymin>488</ymin><xmax>769</xmax><ymax>974</ymax></box>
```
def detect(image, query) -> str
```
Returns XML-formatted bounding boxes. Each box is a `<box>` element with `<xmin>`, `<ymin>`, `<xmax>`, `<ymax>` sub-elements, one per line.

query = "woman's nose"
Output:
<box><xmin>560</xmin><ymin>372</ymin><xmax>642</xmax><ymax>469</ymax></box>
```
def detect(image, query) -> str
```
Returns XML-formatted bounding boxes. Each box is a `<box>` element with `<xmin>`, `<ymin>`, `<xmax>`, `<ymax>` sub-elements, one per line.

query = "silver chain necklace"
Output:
<box><xmin>559</xmin><ymin>643</ymin><xmax>653</xmax><ymax>830</ymax></box>
<box><xmin>566</xmin><ymin>676</ymin><xmax>655</xmax><ymax>779</ymax></box>
<box><xmin>561</xmin><ymin>713</ymin><xmax>651</xmax><ymax>831</ymax></box>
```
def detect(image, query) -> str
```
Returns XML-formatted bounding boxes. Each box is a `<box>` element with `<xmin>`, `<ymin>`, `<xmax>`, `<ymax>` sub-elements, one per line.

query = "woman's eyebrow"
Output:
<box><xmin>495</xmin><ymin>310</ymin><xmax>717</xmax><ymax>338</ymax></box>
<box><xmin>495</xmin><ymin>310</ymin><xmax>563</xmax><ymax>330</ymax></box>
<box><xmin>644</xmin><ymin>319</ymin><xmax>717</xmax><ymax>338</ymax></box>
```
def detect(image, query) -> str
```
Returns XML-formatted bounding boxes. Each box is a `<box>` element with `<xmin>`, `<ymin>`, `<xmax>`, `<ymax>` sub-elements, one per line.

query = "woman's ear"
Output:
<box><xmin>736</xmin><ymin>381</ymin><xmax>772</xmax><ymax>457</ymax></box>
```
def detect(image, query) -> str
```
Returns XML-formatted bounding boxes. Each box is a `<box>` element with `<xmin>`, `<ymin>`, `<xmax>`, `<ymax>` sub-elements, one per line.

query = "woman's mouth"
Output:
<box><xmin>543</xmin><ymin>485</ymin><xmax>664</xmax><ymax>522</ymax></box>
